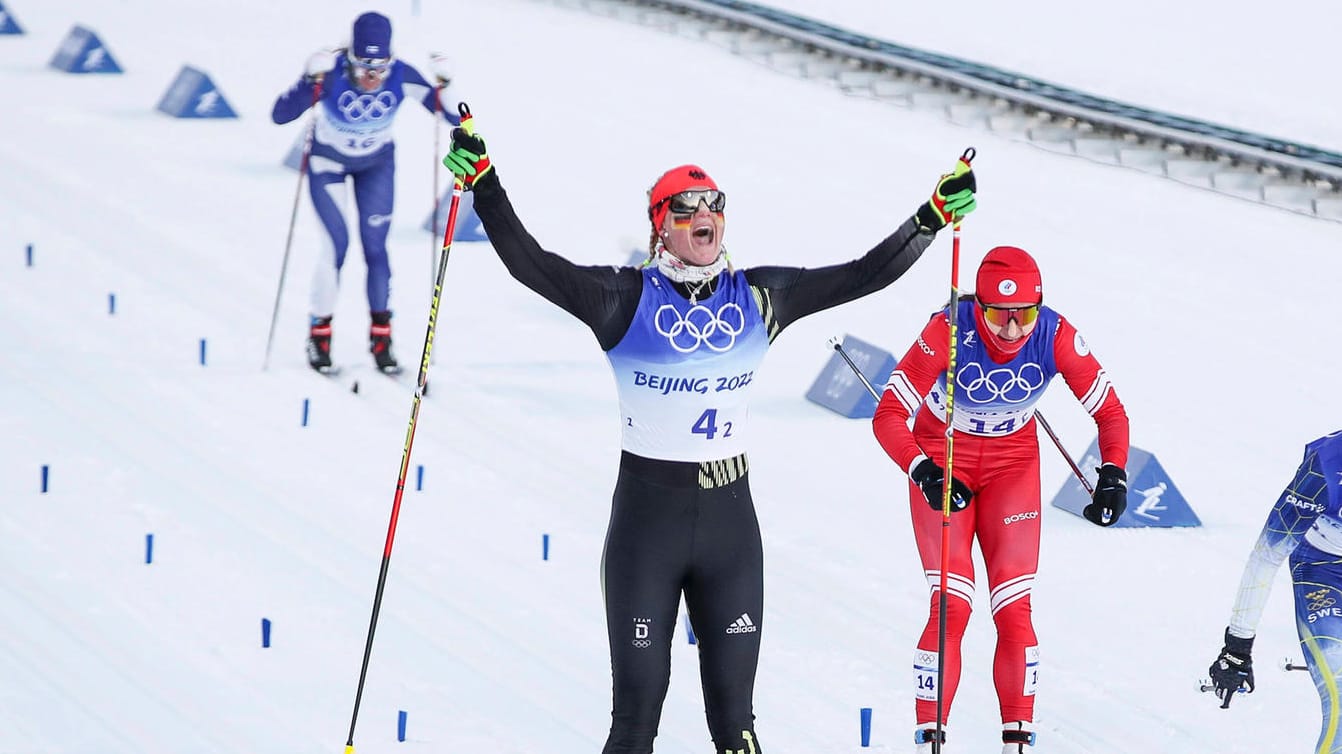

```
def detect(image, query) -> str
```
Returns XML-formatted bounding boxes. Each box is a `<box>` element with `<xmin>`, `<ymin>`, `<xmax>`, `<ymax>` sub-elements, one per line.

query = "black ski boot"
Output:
<box><xmin>307</xmin><ymin>316</ymin><xmax>334</xmax><ymax>372</ymax></box>
<box><xmin>1002</xmin><ymin>721</ymin><xmax>1036</xmax><ymax>753</ymax></box>
<box><xmin>369</xmin><ymin>310</ymin><xmax>400</xmax><ymax>374</ymax></box>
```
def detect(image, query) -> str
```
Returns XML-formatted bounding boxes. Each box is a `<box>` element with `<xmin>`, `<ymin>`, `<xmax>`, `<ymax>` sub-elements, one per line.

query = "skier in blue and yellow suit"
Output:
<box><xmin>1209</xmin><ymin>430</ymin><xmax>1342</xmax><ymax>753</ymax></box>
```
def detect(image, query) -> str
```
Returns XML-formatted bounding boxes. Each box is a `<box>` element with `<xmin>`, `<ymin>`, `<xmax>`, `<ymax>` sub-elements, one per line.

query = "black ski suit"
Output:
<box><xmin>470</xmin><ymin>168</ymin><xmax>936</xmax><ymax>753</ymax></box>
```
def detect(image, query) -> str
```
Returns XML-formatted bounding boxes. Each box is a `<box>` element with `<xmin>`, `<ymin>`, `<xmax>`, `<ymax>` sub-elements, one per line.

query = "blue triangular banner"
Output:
<box><xmin>804</xmin><ymin>335</ymin><xmax>896</xmax><ymax>419</ymax></box>
<box><xmin>422</xmin><ymin>189</ymin><xmax>488</xmax><ymax>243</ymax></box>
<box><xmin>1050</xmin><ymin>438</ymin><xmax>1201</xmax><ymax>527</ymax></box>
<box><xmin>0</xmin><ymin>3</ymin><xmax>25</xmax><ymax>35</ymax></box>
<box><xmin>282</xmin><ymin>132</ymin><xmax>305</xmax><ymax>171</ymax></box>
<box><xmin>156</xmin><ymin>65</ymin><xmax>238</xmax><ymax>119</ymax></box>
<box><xmin>626</xmin><ymin>248</ymin><xmax>650</xmax><ymax>268</ymax></box>
<box><xmin>49</xmin><ymin>25</ymin><xmax>122</xmax><ymax>73</ymax></box>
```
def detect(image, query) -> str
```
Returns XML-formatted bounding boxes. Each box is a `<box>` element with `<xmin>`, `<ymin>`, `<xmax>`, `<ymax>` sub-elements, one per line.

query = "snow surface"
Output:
<box><xmin>1</xmin><ymin>1</ymin><xmax>1339</xmax><ymax>752</ymax></box>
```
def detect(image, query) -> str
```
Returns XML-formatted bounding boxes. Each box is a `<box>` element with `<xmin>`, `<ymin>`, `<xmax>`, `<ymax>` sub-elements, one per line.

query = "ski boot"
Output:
<box><xmin>307</xmin><ymin>316</ymin><xmax>334</xmax><ymax>373</ymax></box>
<box><xmin>369</xmin><ymin>310</ymin><xmax>400</xmax><ymax>374</ymax></box>
<box><xmin>1001</xmin><ymin>721</ymin><xmax>1035</xmax><ymax>753</ymax></box>
<box><xmin>914</xmin><ymin>725</ymin><xmax>945</xmax><ymax>753</ymax></box>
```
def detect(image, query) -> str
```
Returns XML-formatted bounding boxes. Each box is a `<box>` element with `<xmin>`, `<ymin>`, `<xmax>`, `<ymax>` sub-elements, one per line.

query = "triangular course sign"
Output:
<box><xmin>0</xmin><ymin>2</ymin><xmax>25</xmax><ymax>35</ymax></box>
<box><xmin>1050</xmin><ymin>437</ymin><xmax>1202</xmax><ymax>527</ymax></box>
<box><xmin>422</xmin><ymin>189</ymin><xmax>489</xmax><ymax>243</ymax></box>
<box><xmin>804</xmin><ymin>335</ymin><xmax>896</xmax><ymax>419</ymax></box>
<box><xmin>156</xmin><ymin>65</ymin><xmax>238</xmax><ymax>119</ymax></box>
<box><xmin>49</xmin><ymin>25</ymin><xmax>123</xmax><ymax>73</ymax></box>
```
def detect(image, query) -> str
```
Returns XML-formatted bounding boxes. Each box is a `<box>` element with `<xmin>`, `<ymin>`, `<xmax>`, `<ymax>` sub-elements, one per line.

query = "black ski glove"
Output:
<box><xmin>1208</xmin><ymin>628</ymin><xmax>1254</xmax><ymax>708</ymax></box>
<box><xmin>910</xmin><ymin>457</ymin><xmax>972</xmax><ymax>512</ymax></box>
<box><xmin>1083</xmin><ymin>463</ymin><xmax>1127</xmax><ymax>526</ymax></box>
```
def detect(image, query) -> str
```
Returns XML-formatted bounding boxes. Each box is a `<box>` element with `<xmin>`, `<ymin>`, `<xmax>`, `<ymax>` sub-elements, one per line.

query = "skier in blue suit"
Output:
<box><xmin>271</xmin><ymin>11</ymin><xmax>459</xmax><ymax>373</ymax></box>
<box><xmin>1209</xmin><ymin>429</ymin><xmax>1342</xmax><ymax>753</ymax></box>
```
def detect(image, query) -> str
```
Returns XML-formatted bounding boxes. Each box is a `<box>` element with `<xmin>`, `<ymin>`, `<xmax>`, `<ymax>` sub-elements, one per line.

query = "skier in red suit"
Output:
<box><xmin>871</xmin><ymin>245</ymin><xmax>1131</xmax><ymax>753</ymax></box>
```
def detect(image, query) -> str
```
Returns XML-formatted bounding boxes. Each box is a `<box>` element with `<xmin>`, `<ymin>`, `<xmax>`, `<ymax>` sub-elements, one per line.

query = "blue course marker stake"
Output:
<box><xmin>261</xmin><ymin>618</ymin><xmax>272</xmax><ymax>648</ymax></box>
<box><xmin>860</xmin><ymin>707</ymin><xmax>872</xmax><ymax>747</ymax></box>
<box><xmin>397</xmin><ymin>710</ymin><xmax>408</xmax><ymax>742</ymax></box>
<box><xmin>25</xmin><ymin>243</ymin><xmax>33</xmax><ymax>267</ymax></box>
<box><xmin>301</xmin><ymin>398</ymin><xmax>310</xmax><ymax>427</ymax></box>
<box><xmin>684</xmin><ymin>613</ymin><xmax>697</xmax><ymax>645</ymax></box>
<box><xmin>40</xmin><ymin>464</ymin><xmax>49</xmax><ymax>493</ymax></box>
<box><xmin>542</xmin><ymin>533</ymin><xmax>550</xmax><ymax>561</ymax></box>
<box><xmin>199</xmin><ymin>338</ymin><xmax>207</xmax><ymax>366</ymax></box>
<box><xmin>145</xmin><ymin>533</ymin><xmax>154</xmax><ymax>564</ymax></box>
<box><xmin>416</xmin><ymin>464</ymin><xmax>424</xmax><ymax>491</ymax></box>
<box><xmin>108</xmin><ymin>293</ymin><xmax>116</xmax><ymax>315</ymax></box>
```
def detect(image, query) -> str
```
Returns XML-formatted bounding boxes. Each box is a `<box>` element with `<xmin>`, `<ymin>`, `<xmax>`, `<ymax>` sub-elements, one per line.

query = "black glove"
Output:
<box><xmin>1208</xmin><ymin>628</ymin><xmax>1254</xmax><ymax>708</ymax></box>
<box><xmin>1083</xmin><ymin>463</ymin><xmax>1127</xmax><ymax>526</ymax></box>
<box><xmin>910</xmin><ymin>457</ymin><xmax>972</xmax><ymax>512</ymax></box>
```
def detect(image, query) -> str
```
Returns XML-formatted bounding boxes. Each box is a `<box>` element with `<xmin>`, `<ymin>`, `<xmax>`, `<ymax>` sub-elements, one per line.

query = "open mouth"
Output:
<box><xmin>692</xmin><ymin>224</ymin><xmax>715</xmax><ymax>243</ymax></box>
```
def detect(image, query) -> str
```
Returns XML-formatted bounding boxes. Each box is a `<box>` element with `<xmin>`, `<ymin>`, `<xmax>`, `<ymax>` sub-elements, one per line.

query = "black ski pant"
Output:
<box><xmin>600</xmin><ymin>451</ymin><xmax>764</xmax><ymax>754</ymax></box>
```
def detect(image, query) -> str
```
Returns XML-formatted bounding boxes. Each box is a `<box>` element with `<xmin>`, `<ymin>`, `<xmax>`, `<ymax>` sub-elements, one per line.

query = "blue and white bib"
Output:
<box><xmin>606</xmin><ymin>269</ymin><xmax>769</xmax><ymax>462</ymax></box>
<box><xmin>924</xmin><ymin>300</ymin><xmax>1061</xmax><ymax>437</ymax></box>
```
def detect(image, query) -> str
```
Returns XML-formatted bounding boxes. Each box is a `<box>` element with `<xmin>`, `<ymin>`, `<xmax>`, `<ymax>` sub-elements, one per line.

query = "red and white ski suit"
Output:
<box><xmin>872</xmin><ymin>300</ymin><xmax>1129</xmax><ymax>726</ymax></box>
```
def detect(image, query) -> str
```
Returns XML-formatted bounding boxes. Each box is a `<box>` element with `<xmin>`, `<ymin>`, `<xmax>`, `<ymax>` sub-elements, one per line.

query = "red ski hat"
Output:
<box><xmin>648</xmin><ymin>164</ymin><xmax>718</xmax><ymax>231</ymax></box>
<box><xmin>975</xmin><ymin>246</ymin><xmax>1042</xmax><ymax>307</ymax></box>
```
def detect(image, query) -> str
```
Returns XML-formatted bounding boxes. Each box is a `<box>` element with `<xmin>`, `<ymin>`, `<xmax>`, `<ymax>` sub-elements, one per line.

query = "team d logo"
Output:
<box><xmin>632</xmin><ymin>618</ymin><xmax>652</xmax><ymax>648</ymax></box>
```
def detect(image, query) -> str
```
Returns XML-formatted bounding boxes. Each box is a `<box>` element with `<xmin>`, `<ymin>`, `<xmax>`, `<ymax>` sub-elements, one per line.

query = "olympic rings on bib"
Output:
<box><xmin>954</xmin><ymin>362</ymin><xmax>1046</xmax><ymax>404</ymax></box>
<box><xmin>338</xmin><ymin>90</ymin><xmax>397</xmax><ymax>121</ymax></box>
<box><xmin>654</xmin><ymin>303</ymin><xmax>745</xmax><ymax>354</ymax></box>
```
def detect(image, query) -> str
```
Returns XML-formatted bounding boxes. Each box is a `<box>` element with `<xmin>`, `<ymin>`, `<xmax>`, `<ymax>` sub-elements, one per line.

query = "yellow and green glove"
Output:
<box><xmin>915</xmin><ymin>153</ymin><xmax>977</xmax><ymax>232</ymax></box>
<box><xmin>442</xmin><ymin>118</ymin><xmax>493</xmax><ymax>190</ymax></box>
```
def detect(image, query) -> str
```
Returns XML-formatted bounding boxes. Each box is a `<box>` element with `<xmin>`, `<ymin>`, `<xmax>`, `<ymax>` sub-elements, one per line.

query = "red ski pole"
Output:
<box><xmin>341</xmin><ymin>102</ymin><xmax>473</xmax><ymax>754</ymax></box>
<box><xmin>934</xmin><ymin>147</ymin><xmax>974</xmax><ymax>753</ymax></box>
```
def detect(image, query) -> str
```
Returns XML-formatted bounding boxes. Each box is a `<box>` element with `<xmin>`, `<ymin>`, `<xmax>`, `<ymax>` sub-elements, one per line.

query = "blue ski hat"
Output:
<box><xmin>351</xmin><ymin>12</ymin><xmax>392</xmax><ymax>59</ymax></box>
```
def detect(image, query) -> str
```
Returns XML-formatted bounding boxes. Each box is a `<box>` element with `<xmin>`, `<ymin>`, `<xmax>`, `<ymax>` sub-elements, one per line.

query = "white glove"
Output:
<box><xmin>305</xmin><ymin>49</ymin><xmax>339</xmax><ymax>81</ymax></box>
<box><xmin>428</xmin><ymin>52</ymin><xmax>453</xmax><ymax>85</ymax></box>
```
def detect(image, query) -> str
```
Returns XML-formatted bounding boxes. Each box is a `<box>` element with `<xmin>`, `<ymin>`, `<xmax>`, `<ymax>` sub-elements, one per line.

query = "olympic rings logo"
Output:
<box><xmin>955</xmin><ymin>362</ymin><xmax>1046</xmax><ymax>404</ymax></box>
<box><xmin>337</xmin><ymin>90</ymin><xmax>397</xmax><ymax>121</ymax></box>
<box><xmin>654</xmin><ymin>302</ymin><xmax>745</xmax><ymax>353</ymax></box>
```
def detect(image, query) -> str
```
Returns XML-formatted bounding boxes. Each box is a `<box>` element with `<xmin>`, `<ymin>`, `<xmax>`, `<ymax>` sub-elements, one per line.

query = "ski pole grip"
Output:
<box><xmin>952</xmin><ymin>147</ymin><xmax>975</xmax><ymax>175</ymax></box>
<box><xmin>458</xmin><ymin>101</ymin><xmax>474</xmax><ymax>135</ymax></box>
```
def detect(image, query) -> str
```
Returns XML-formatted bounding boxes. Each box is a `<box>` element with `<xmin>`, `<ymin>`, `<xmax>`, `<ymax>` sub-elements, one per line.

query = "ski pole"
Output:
<box><xmin>933</xmin><ymin>148</ymin><xmax>975</xmax><ymax>752</ymax></box>
<box><xmin>431</xmin><ymin>81</ymin><xmax>443</xmax><ymax>304</ymax></box>
<box><xmin>1197</xmin><ymin>679</ymin><xmax>1248</xmax><ymax>708</ymax></box>
<box><xmin>429</xmin><ymin>82</ymin><xmax>444</xmax><ymax>366</ymax></box>
<box><xmin>263</xmin><ymin>79</ymin><xmax>323</xmax><ymax>371</ymax></box>
<box><xmin>342</xmin><ymin>101</ymin><xmax>473</xmax><ymax>754</ymax></box>
<box><xmin>1281</xmin><ymin>657</ymin><xmax>1309</xmax><ymax>672</ymax></box>
<box><xmin>1032</xmin><ymin>411</ymin><xmax>1093</xmax><ymax>495</ymax></box>
<box><xmin>826</xmin><ymin>335</ymin><xmax>880</xmax><ymax>399</ymax></box>
<box><xmin>828</xmin><ymin>336</ymin><xmax>1094</xmax><ymax>494</ymax></box>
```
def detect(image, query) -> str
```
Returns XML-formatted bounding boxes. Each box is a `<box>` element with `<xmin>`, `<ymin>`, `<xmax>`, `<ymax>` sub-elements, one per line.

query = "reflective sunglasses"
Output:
<box><xmin>663</xmin><ymin>189</ymin><xmax>726</xmax><ymax>215</ymax></box>
<box><xmin>982</xmin><ymin>304</ymin><xmax>1040</xmax><ymax>328</ymax></box>
<box><xmin>348</xmin><ymin>52</ymin><xmax>393</xmax><ymax>75</ymax></box>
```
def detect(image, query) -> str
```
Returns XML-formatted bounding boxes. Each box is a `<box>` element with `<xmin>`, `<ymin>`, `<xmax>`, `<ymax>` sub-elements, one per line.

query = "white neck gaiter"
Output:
<box><xmin>655</xmin><ymin>244</ymin><xmax>728</xmax><ymax>285</ymax></box>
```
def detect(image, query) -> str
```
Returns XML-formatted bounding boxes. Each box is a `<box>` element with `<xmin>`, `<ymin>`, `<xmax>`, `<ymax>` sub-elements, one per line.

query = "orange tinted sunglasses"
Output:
<box><xmin>983</xmin><ymin>305</ymin><xmax>1040</xmax><ymax>328</ymax></box>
